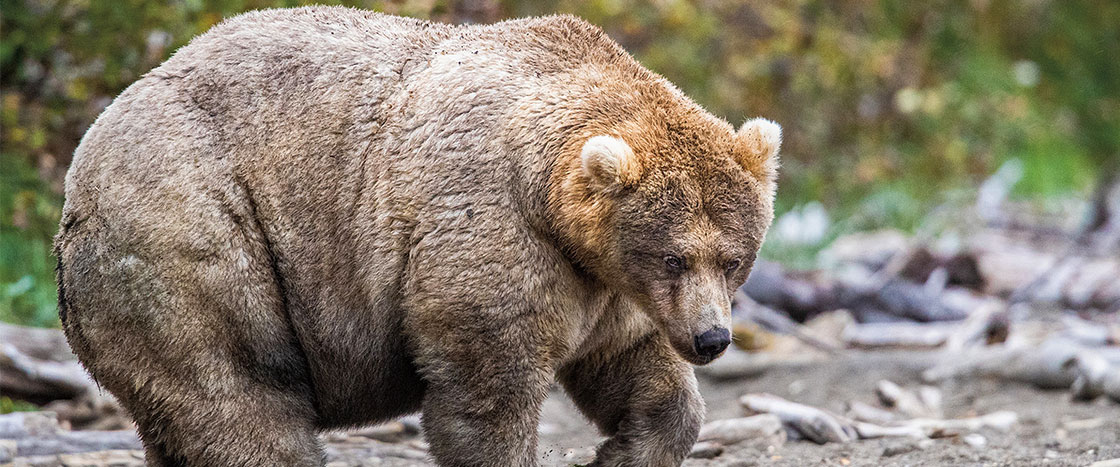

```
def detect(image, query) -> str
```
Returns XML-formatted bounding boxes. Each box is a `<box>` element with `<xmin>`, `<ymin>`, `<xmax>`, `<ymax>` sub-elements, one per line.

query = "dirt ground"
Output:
<box><xmin>13</xmin><ymin>350</ymin><xmax>1120</xmax><ymax>466</ymax></box>
<box><xmin>316</xmin><ymin>350</ymin><xmax>1120</xmax><ymax>467</ymax></box>
<box><xmin>533</xmin><ymin>350</ymin><xmax>1120</xmax><ymax>467</ymax></box>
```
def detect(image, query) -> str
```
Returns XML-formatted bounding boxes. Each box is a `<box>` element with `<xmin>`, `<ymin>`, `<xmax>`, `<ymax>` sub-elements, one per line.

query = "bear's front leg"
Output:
<box><xmin>411</xmin><ymin>309</ymin><xmax>554</xmax><ymax>467</ymax></box>
<box><xmin>560</xmin><ymin>333</ymin><xmax>704</xmax><ymax>467</ymax></box>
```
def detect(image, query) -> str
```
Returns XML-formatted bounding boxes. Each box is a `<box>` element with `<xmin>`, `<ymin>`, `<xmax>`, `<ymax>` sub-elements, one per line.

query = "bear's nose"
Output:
<box><xmin>694</xmin><ymin>327</ymin><xmax>731</xmax><ymax>358</ymax></box>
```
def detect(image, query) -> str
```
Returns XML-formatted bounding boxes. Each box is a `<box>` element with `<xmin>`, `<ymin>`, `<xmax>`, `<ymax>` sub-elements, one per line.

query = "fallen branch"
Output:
<box><xmin>696</xmin><ymin>414</ymin><xmax>783</xmax><ymax>445</ymax></box>
<box><xmin>905</xmin><ymin>411</ymin><xmax>1018</xmax><ymax>436</ymax></box>
<box><xmin>739</xmin><ymin>393</ymin><xmax>856</xmax><ymax>444</ymax></box>
<box><xmin>1067</xmin><ymin>351</ymin><xmax>1120</xmax><ymax>403</ymax></box>
<box><xmin>842</xmin><ymin>322</ymin><xmax>959</xmax><ymax>349</ymax></box>
<box><xmin>0</xmin><ymin>323</ymin><xmax>75</xmax><ymax>362</ymax></box>
<box><xmin>740</xmin><ymin>392</ymin><xmax>1019</xmax><ymax>446</ymax></box>
<box><xmin>0</xmin><ymin>324</ymin><xmax>127</xmax><ymax>429</ymax></box>
<box><xmin>875</xmin><ymin>380</ymin><xmax>941</xmax><ymax>419</ymax></box>
<box><xmin>0</xmin><ymin>412</ymin><xmax>141</xmax><ymax>462</ymax></box>
<box><xmin>845</xmin><ymin>400</ymin><xmax>899</xmax><ymax>425</ymax></box>
<box><xmin>741</xmin><ymin>260</ymin><xmax>985</xmax><ymax>323</ymax></box>
<box><xmin>922</xmin><ymin>339</ymin><xmax>1083</xmax><ymax>389</ymax></box>
<box><xmin>0</xmin><ymin>343</ymin><xmax>97</xmax><ymax>403</ymax></box>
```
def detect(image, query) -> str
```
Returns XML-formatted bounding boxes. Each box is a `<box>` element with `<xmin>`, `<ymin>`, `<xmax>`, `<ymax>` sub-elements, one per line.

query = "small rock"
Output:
<box><xmin>788</xmin><ymin>380</ymin><xmax>806</xmax><ymax>395</ymax></box>
<box><xmin>562</xmin><ymin>447</ymin><xmax>595</xmax><ymax>462</ymax></box>
<box><xmin>731</xmin><ymin>321</ymin><xmax>774</xmax><ymax>351</ymax></box>
<box><xmin>962</xmin><ymin>433</ymin><xmax>986</xmax><ymax>448</ymax></box>
<box><xmin>688</xmin><ymin>441</ymin><xmax>724</xmax><ymax>459</ymax></box>
<box><xmin>882</xmin><ymin>439</ymin><xmax>931</xmax><ymax>457</ymax></box>
<box><xmin>882</xmin><ymin>443</ymin><xmax>918</xmax><ymax>457</ymax></box>
<box><xmin>398</xmin><ymin>414</ymin><xmax>423</xmax><ymax>435</ymax></box>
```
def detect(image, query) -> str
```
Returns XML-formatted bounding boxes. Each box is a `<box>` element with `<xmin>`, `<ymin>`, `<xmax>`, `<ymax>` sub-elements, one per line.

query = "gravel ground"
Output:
<box><xmin>12</xmin><ymin>350</ymin><xmax>1120</xmax><ymax>466</ymax></box>
<box><xmin>534</xmin><ymin>350</ymin><xmax>1120</xmax><ymax>467</ymax></box>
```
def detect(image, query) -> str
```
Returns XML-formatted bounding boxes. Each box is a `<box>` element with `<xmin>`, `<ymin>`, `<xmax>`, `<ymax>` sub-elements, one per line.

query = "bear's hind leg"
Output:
<box><xmin>58</xmin><ymin>219</ymin><xmax>323</xmax><ymax>465</ymax></box>
<box><xmin>141</xmin><ymin>439</ymin><xmax>186</xmax><ymax>467</ymax></box>
<box><xmin>125</xmin><ymin>374</ymin><xmax>324</xmax><ymax>467</ymax></box>
<box><xmin>558</xmin><ymin>332</ymin><xmax>704</xmax><ymax>467</ymax></box>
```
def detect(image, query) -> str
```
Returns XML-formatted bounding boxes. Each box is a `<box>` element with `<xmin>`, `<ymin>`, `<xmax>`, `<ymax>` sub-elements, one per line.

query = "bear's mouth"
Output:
<box><xmin>691</xmin><ymin>354</ymin><xmax>717</xmax><ymax>365</ymax></box>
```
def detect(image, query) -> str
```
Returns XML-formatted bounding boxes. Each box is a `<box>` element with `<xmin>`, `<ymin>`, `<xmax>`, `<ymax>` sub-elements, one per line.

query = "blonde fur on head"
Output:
<box><xmin>735</xmin><ymin>118</ymin><xmax>781</xmax><ymax>177</ymax></box>
<box><xmin>581</xmin><ymin>135</ymin><xmax>640</xmax><ymax>188</ymax></box>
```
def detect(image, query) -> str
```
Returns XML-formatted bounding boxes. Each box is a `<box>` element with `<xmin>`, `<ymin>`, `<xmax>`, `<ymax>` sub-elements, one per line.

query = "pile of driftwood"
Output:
<box><xmin>732</xmin><ymin>222</ymin><xmax>1120</xmax><ymax>385</ymax></box>
<box><xmin>741</xmin><ymin>228</ymin><xmax>1119</xmax><ymax>325</ymax></box>
<box><xmin>687</xmin><ymin>379</ymin><xmax>1016</xmax><ymax>460</ymax></box>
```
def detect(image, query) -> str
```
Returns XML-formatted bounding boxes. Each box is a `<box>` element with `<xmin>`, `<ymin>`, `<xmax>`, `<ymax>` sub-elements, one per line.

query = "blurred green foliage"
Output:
<box><xmin>0</xmin><ymin>150</ymin><xmax>60</xmax><ymax>327</ymax></box>
<box><xmin>1</xmin><ymin>0</ymin><xmax>1116</xmax><ymax>326</ymax></box>
<box><xmin>0</xmin><ymin>395</ymin><xmax>39</xmax><ymax>413</ymax></box>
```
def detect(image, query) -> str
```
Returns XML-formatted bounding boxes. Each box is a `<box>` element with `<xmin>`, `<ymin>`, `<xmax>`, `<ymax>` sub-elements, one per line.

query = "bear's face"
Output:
<box><xmin>573</xmin><ymin>119</ymin><xmax>781</xmax><ymax>365</ymax></box>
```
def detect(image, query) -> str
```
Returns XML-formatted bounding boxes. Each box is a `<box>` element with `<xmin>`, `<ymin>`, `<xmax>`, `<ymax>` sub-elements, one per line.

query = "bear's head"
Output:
<box><xmin>554</xmin><ymin>115</ymin><xmax>781</xmax><ymax>365</ymax></box>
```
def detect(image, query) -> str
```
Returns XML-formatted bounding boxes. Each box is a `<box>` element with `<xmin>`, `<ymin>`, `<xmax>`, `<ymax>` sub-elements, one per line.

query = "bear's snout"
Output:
<box><xmin>693</xmin><ymin>327</ymin><xmax>731</xmax><ymax>359</ymax></box>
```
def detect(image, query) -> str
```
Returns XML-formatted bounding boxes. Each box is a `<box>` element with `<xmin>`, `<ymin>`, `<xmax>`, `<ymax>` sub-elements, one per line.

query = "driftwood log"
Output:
<box><xmin>0</xmin><ymin>343</ymin><xmax>94</xmax><ymax>404</ymax></box>
<box><xmin>875</xmin><ymin>380</ymin><xmax>942</xmax><ymax>419</ymax></box>
<box><xmin>0</xmin><ymin>323</ymin><xmax>92</xmax><ymax>404</ymax></box>
<box><xmin>923</xmin><ymin>336</ymin><xmax>1120</xmax><ymax>401</ymax></box>
<box><xmin>0</xmin><ymin>323</ymin><xmax>128</xmax><ymax>429</ymax></box>
<box><xmin>739</xmin><ymin>392</ymin><xmax>1018</xmax><ymax>445</ymax></box>
<box><xmin>741</xmin><ymin>261</ymin><xmax>991</xmax><ymax>323</ymax></box>
<box><xmin>1067</xmin><ymin>351</ymin><xmax>1120</xmax><ymax>403</ymax></box>
<box><xmin>0</xmin><ymin>412</ymin><xmax>141</xmax><ymax>463</ymax></box>
<box><xmin>841</xmin><ymin>302</ymin><xmax>1008</xmax><ymax>350</ymax></box>
<box><xmin>739</xmin><ymin>393</ymin><xmax>856</xmax><ymax>444</ymax></box>
<box><xmin>696</xmin><ymin>414</ymin><xmax>784</xmax><ymax>445</ymax></box>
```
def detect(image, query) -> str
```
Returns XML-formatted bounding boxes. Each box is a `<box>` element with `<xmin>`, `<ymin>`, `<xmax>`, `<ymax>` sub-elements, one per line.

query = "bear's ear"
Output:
<box><xmin>733</xmin><ymin>118</ymin><xmax>782</xmax><ymax>182</ymax></box>
<box><xmin>581</xmin><ymin>135</ymin><xmax>641</xmax><ymax>189</ymax></box>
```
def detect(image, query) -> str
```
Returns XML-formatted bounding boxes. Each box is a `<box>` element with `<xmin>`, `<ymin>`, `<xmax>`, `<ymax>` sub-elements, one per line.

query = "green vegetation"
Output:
<box><xmin>1</xmin><ymin>152</ymin><xmax>61</xmax><ymax>326</ymax></box>
<box><xmin>2</xmin><ymin>0</ymin><xmax>1115</xmax><ymax>327</ymax></box>
<box><xmin>0</xmin><ymin>395</ymin><xmax>39</xmax><ymax>414</ymax></box>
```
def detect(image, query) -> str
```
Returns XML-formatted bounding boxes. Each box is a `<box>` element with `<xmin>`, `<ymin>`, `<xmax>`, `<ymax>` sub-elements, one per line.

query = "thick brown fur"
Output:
<box><xmin>54</xmin><ymin>6</ymin><xmax>780</xmax><ymax>467</ymax></box>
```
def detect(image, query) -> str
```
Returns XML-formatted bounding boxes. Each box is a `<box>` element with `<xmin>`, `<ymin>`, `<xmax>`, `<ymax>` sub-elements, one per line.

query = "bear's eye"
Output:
<box><xmin>663</xmin><ymin>255</ymin><xmax>686</xmax><ymax>273</ymax></box>
<box><xmin>725</xmin><ymin>258</ymin><xmax>742</xmax><ymax>274</ymax></box>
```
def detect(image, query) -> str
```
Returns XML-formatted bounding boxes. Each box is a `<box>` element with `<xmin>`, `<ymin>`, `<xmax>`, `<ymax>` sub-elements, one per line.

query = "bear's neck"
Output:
<box><xmin>500</xmin><ymin>121</ymin><xmax>609</xmax><ymax>282</ymax></box>
<box><xmin>502</xmin><ymin>77</ymin><xmax>634</xmax><ymax>285</ymax></box>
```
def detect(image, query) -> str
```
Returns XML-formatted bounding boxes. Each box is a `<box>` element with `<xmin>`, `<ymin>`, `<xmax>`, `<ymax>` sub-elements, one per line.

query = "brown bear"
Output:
<box><xmin>53</xmin><ymin>6</ymin><xmax>781</xmax><ymax>467</ymax></box>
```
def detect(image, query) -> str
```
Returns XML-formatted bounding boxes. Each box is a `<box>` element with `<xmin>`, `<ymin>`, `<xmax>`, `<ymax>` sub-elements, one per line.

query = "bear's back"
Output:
<box><xmin>154</xmin><ymin>6</ymin><xmax>636</xmax><ymax>101</ymax></box>
<box><xmin>63</xmin><ymin>6</ymin><xmax>662</xmax><ymax>255</ymax></box>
